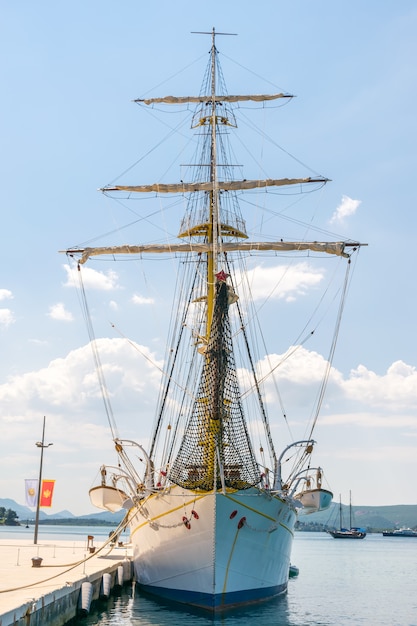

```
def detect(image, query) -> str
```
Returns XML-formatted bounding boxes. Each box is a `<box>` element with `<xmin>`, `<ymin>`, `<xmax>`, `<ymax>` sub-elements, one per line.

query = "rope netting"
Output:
<box><xmin>169</xmin><ymin>279</ymin><xmax>260</xmax><ymax>491</ymax></box>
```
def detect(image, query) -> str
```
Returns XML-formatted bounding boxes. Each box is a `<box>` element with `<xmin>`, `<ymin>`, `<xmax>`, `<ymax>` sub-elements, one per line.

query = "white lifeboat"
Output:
<box><xmin>294</xmin><ymin>487</ymin><xmax>333</xmax><ymax>514</ymax></box>
<box><xmin>89</xmin><ymin>485</ymin><xmax>129</xmax><ymax>513</ymax></box>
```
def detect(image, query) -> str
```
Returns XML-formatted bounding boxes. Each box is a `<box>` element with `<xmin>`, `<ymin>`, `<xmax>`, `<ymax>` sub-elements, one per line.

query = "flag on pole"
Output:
<box><xmin>25</xmin><ymin>479</ymin><xmax>38</xmax><ymax>507</ymax></box>
<box><xmin>40</xmin><ymin>479</ymin><xmax>55</xmax><ymax>508</ymax></box>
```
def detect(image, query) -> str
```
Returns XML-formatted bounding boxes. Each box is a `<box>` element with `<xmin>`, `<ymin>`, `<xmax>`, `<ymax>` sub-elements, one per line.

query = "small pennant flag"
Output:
<box><xmin>40</xmin><ymin>479</ymin><xmax>55</xmax><ymax>508</ymax></box>
<box><xmin>25</xmin><ymin>479</ymin><xmax>38</xmax><ymax>507</ymax></box>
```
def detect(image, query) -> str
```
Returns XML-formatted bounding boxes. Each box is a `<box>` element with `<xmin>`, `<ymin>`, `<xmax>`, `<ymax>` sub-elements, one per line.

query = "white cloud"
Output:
<box><xmin>0</xmin><ymin>338</ymin><xmax>161</xmax><ymax>415</ymax></box>
<box><xmin>259</xmin><ymin>346</ymin><xmax>329</xmax><ymax>385</ymax></box>
<box><xmin>319</xmin><ymin>411</ymin><xmax>417</xmax><ymax>429</ymax></box>
<box><xmin>29</xmin><ymin>338</ymin><xmax>49</xmax><ymax>346</ymax></box>
<box><xmin>48</xmin><ymin>302</ymin><xmax>74</xmax><ymax>321</ymax></box>
<box><xmin>0</xmin><ymin>290</ymin><xmax>15</xmax><ymax>328</ymax></box>
<box><xmin>254</xmin><ymin>349</ymin><xmax>417</xmax><ymax>434</ymax></box>
<box><xmin>0</xmin><ymin>289</ymin><xmax>13</xmax><ymax>301</ymax></box>
<box><xmin>237</xmin><ymin>263</ymin><xmax>324</xmax><ymax>303</ymax></box>
<box><xmin>330</xmin><ymin>195</ymin><xmax>361</xmax><ymax>224</ymax></box>
<box><xmin>62</xmin><ymin>263</ymin><xmax>120</xmax><ymax>290</ymax></box>
<box><xmin>0</xmin><ymin>309</ymin><xmax>15</xmax><ymax>328</ymax></box>
<box><xmin>1</xmin><ymin>338</ymin><xmax>417</xmax><ymax>511</ymax></box>
<box><xmin>132</xmin><ymin>293</ymin><xmax>155</xmax><ymax>305</ymax></box>
<box><xmin>342</xmin><ymin>445</ymin><xmax>417</xmax><ymax>462</ymax></box>
<box><xmin>343</xmin><ymin>360</ymin><xmax>417</xmax><ymax>409</ymax></box>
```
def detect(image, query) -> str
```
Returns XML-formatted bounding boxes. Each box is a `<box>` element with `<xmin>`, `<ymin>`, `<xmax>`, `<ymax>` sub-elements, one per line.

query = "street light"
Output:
<box><xmin>34</xmin><ymin>416</ymin><xmax>53</xmax><ymax>545</ymax></box>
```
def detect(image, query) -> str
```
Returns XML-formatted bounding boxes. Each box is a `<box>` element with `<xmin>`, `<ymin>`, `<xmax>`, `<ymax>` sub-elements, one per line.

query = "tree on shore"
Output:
<box><xmin>0</xmin><ymin>507</ymin><xmax>20</xmax><ymax>526</ymax></box>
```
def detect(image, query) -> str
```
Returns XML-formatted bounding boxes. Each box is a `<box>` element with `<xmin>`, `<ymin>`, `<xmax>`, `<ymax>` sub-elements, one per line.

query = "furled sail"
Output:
<box><xmin>66</xmin><ymin>241</ymin><xmax>357</xmax><ymax>265</ymax></box>
<box><xmin>135</xmin><ymin>94</ymin><xmax>292</xmax><ymax>105</ymax></box>
<box><xmin>101</xmin><ymin>177</ymin><xmax>328</xmax><ymax>194</ymax></box>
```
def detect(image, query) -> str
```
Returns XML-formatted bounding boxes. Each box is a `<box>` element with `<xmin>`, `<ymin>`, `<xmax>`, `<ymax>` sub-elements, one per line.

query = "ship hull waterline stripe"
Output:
<box><xmin>138</xmin><ymin>581</ymin><xmax>287</xmax><ymax>611</ymax></box>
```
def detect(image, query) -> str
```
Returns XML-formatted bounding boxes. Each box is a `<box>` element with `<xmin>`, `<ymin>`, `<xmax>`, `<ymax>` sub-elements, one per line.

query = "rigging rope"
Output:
<box><xmin>149</xmin><ymin>259</ymin><xmax>201</xmax><ymax>459</ymax></box>
<box><xmin>226</xmin><ymin>259</ymin><xmax>277</xmax><ymax>467</ymax></box>
<box><xmin>76</xmin><ymin>263</ymin><xmax>118</xmax><ymax>440</ymax></box>
<box><xmin>307</xmin><ymin>258</ymin><xmax>352</xmax><ymax>440</ymax></box>
<box><xmin>0</xmin><ymin>512</ymin><xmax>132</xmax><ymax>593</ymax></box>
<box><xmin>110</xmin><ymin>323</ymin><xmax>194</xmax><ymax>401</ymax></box>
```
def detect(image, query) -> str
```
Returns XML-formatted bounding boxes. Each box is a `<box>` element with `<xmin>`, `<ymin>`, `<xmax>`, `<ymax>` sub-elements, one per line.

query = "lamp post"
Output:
<box><xmin>34</xmin><ymin>416</ymin><xmax>53</xmax><ymax>545</ymax></box>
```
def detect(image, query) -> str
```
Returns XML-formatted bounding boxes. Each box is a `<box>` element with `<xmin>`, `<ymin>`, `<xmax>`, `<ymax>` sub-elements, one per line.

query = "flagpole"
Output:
<box><xmin>34</xmin><ymin>416</ymin><xmax>53</xmax><ymax>545</ymax></box>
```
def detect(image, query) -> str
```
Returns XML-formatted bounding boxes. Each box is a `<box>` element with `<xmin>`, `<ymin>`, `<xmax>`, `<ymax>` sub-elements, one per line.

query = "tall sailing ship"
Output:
<box><xmin>65</xmin><ymin>29</ymin><xmax>364</xmax><ymax>611</ymax></box>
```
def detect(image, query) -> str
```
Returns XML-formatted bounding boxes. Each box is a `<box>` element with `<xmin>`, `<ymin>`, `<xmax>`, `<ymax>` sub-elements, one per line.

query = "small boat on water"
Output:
<box><xmin>328</xmin><ymin>492</ymin><xmax>366</xmax><ymax>539</ymax></box>
<box><xmin>64</xmin><ymin>28</ymin><xmax>365</xmax><ymax>611</ymax></box>
<box><xmin>382</xmin><ymin>528</ymin><xmax>417</xmax><ymax>537</ymax></box>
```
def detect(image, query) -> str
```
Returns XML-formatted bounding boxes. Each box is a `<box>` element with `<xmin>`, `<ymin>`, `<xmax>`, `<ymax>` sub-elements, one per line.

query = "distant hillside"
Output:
<box><xmin>38</xmin><ymin>510</ymin><xmax>125</xmax><ymax>525</ymax></box>
<box><xmin>299</xmin><ymin>502</ymin><xmax>417</xmax><ymax>531</ymax></box>
<box><xmin>0</xmin><ymin>498</ymin><xmax>49</xmax><ymax>521</ymax></box>
<box><xmin>0</xmin><ymin>498</ymin><xmax>123</xmax><ymax>524</ymax></box>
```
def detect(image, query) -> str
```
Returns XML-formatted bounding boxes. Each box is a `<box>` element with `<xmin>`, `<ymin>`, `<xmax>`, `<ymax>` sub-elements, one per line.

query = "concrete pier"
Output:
<box><xmin>0</xmin><ymin>537</ymin><xmax>133</xmax><ymax>626</ymax></box>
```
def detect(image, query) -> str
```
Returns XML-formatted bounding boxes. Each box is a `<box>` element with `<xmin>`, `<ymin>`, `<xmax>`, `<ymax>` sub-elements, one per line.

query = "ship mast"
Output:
<box><xmin>207</xmin><ymin>27</ymin><xmax>219</xmax><ymax>339</ymax></box>
<box><xmin>204</xmin><ymin>28</ymin><xmax>228</xmax><ymax>487</ymax></box>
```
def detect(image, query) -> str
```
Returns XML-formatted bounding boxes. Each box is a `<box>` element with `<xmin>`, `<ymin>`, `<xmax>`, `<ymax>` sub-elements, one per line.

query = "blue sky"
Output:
<box><xmin>1</xmin><ymin>2</ymin><xmax>416</xmax><ymax>515</ymax></box>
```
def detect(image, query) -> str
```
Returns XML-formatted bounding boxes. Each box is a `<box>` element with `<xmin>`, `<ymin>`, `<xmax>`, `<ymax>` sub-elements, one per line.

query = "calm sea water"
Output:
<box><xmin>0</xmin><ymin>524</ymin><xmax>126</xmax><ymax>542</ymax></box>
<box><xmin>2</xmin><ymin>527</ymin><xmax>416</xmax><ymax>625</ymax></box>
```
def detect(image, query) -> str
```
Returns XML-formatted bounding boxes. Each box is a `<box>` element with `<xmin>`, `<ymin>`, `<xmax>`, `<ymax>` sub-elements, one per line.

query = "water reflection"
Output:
<box><xmin>74</xmin><ymin>584</ymin><xmax>296</xmax><ymax>626</ymax></box>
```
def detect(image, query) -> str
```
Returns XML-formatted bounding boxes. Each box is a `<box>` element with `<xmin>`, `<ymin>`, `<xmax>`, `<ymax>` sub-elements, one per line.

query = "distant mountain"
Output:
<box><xmin>0</xmin><ymin>498</ymin><xmax>47</xmax><ymax>521</ymax></box>
<box><xmin>37</xmin><ymin>510</ymin><xmax>126</xmax><ymax>525</ymax></box>
<box><xmin>77</xmin><ymin>510</ymin><xmax>125</xmax><ymax>522</ymax></box>
<box><xmin>0</xmin><ymin>498</ymin><xmax>123</xmax><ymax>523</ymax></box>
<box><xmin>51</xmin><ymin>509</ymin><xmax>76</xmax><ymax>519</ymax></box>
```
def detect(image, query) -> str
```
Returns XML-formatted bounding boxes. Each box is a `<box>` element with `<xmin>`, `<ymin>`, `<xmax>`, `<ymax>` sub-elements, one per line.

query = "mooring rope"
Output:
<box><xmin>0</xmin><ymin>514</ymin><xmax>132</xmax><ymax>594</ymax></box>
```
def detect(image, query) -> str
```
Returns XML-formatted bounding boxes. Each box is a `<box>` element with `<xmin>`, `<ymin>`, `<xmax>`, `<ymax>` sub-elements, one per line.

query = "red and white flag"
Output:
<box><xmin>40</xmin><ymin>479</ymin><xmax>55</xmax><ymax>508</ymax></box>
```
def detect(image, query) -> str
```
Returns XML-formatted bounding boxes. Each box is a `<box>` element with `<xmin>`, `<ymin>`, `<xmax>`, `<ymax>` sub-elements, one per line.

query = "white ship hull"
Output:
<box><xmin>128</xmin><ymin>485</ymin><xmax>296</xmax><ymax>610</ymax></box>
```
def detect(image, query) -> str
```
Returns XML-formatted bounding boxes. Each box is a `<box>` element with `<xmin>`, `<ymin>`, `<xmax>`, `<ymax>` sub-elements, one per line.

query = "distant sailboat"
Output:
<box><xmin>328</xmin><ymin>492</ymin><xmax>366</xmax><ymax>539</ymax></box>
